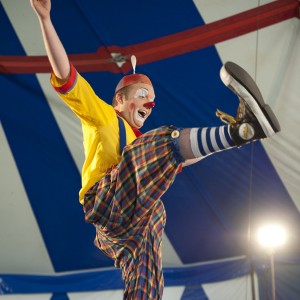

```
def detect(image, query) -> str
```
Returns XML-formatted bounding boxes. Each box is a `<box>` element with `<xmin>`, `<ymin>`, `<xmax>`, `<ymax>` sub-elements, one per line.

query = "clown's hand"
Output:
<box><xmin>30</xmin><ymin>0</ymin><xmax>51</xmax><ymax>21</ymax></box>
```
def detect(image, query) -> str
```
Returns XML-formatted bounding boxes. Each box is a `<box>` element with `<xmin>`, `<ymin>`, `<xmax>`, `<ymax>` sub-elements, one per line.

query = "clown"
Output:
<box><xmin>31</xmin><ymin>0</ymin><xmax>280</xmax><ymax>299</ymax></box>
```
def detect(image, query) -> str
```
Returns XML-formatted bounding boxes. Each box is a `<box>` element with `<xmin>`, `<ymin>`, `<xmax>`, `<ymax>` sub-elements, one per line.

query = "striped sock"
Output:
<box><xmin>190</xmin><ymin>125</ymin><xmax>235</xmax><ymax>158</ymax></box>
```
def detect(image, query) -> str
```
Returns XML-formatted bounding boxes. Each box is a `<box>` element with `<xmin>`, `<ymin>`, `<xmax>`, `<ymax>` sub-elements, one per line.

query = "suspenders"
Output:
<box><xmin>117</xmin><ymin>116</ymin><xmax>126</xmax><ymax>154</ymax></box>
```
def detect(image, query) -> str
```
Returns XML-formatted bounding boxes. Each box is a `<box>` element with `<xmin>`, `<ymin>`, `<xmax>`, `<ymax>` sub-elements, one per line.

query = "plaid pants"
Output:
<box><xmin>83</xmin><ymin>126</ymin><xmax>183</xmax><ymax>299</ymax></box>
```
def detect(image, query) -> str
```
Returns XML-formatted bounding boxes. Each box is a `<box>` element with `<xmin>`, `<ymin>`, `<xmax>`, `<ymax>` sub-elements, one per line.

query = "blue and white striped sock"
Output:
<box><xmin>190</xmin><ymin>125</ymin><xmax>235</xmax><ymax>158</ymax></box>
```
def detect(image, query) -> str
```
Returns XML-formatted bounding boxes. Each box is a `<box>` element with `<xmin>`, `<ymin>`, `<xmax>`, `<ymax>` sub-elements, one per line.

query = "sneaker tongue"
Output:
<box><xmin>239</xmin><ymin>123</ymin><xmax>255</xmax><ymax>140</ymax></box>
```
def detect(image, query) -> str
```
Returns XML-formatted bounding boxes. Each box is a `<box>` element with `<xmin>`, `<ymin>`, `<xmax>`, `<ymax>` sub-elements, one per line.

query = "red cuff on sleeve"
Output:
<box><xmin>52</xmin><ymin>63</ymin><xmax>77</xmax><ymax>94</ymax></box>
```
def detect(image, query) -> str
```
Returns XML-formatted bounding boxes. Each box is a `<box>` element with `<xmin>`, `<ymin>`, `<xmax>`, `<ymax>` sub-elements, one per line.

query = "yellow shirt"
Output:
<box><xmin>51</xmin><ymin>65</ymin><xmax>137</xmax><ymax>203</ymax></box>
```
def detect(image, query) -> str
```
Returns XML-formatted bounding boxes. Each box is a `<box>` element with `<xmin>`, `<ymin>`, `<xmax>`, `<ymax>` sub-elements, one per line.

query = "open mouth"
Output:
<box><xmin>138</xmin><ymin>109</ymin><xmax>147</xmax><ymax>119</ymax></box>
<box><xmin>135</xmin><ymin>109</ymin><xmax>147</xmax><ymax>124</ymax></box>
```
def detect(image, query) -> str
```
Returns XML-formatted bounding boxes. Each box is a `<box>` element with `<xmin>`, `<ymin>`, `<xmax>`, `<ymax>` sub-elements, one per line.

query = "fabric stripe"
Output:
<box><xmin>214</xmin><ymin>127</ymin><xmax>225</xmax><ymax>150</ymax></box>
<box><xmin>210</xmin><ymin>127</ymin><xmax>221</xmax><ymax>152</ymax></box>
<box><xmin>224</xmin><ymin>125</ymin><xmax>235</xmax><ymax>147</ymax></box>
<box><xmin>206</xmin><ymin>128</ymin><xmax>215</xmax><ymax>152</ymax></box>
<box><xmin>219</xmin><ymin>126</ymin><xmax>231</xmax><ymax>148</ymax></box>
<box><xmin>190</xmin><ymin>128</ymin><xmax>202</xmax><ymax>157</ymax></box>
<box><xmin>210</xmin><ymin>127</ymin><xmax>218</xmax><ymax>151</ymax></box>
<box><xmin>201</xmin><ymin>128</ymin><xmax>210</xmax><ymax>155</ymax></box>
<box><xmin>197</xmin><ymin>128</ymin><xmax>207</xmax><ymax>156</ymax></box>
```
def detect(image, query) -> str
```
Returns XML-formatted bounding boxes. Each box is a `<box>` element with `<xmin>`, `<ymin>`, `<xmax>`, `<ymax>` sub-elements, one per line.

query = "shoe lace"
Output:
<box><xmin>216</xmin><ymin>109</ymin><xmax>237</xmax><ymax>125</ymax></box>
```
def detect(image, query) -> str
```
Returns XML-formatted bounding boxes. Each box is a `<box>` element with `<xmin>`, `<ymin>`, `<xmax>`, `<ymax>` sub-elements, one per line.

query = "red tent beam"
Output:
<box><xmin>0</xmin><ymin>0</ymin><xmax>299</xmax><ymax>74</ymax></box>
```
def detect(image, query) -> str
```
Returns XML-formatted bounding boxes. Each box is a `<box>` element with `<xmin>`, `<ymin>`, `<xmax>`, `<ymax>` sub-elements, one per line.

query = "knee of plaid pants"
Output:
<box><xmin>116</xmin><ymin>126</ymin><xmax>185</xmax><ymax>210</ymax></box>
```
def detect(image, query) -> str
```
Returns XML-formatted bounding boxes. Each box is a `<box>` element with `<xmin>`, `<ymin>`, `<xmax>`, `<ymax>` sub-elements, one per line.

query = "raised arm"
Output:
<box><xmin>30</xmin><ymin>0</ymin><xmax>70</xmax><ymax>82</ymax></box>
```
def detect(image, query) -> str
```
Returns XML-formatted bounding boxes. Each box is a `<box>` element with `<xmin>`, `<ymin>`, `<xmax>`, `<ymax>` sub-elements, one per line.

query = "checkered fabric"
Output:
<box><xmin>83</xmin><ymin>126</ymin><xmax>183</xmax><ymax>299</ymax></box>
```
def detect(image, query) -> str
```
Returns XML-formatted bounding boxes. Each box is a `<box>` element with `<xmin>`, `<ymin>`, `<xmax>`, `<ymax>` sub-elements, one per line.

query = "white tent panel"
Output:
<box><xmin>68</xmin><ymin>286</ymin><xmax>185</xmax><ymax>300</ymax></box>
<box><xmin>193</xmin><ymin>0</ymin><xmax>274</xmax><ymax>24</ymax></box>
<box><xmin>69</xmin><ymin>290</ymin><xmax>124</xmax><ymax>300</ymax></box>
<box><xmin>0</xmin><ymin>123</ymin><xmax>54</xmax><ymax>275</ymax></box>
<box><xmin>263</xmin><ymin>25</ymin><xmax>300</xmax><ymax>211</ymax></box>
<box><xmin>203</xmin><ymin>274</ymin><xmax>260</xmax><ymax>300</ymax></box>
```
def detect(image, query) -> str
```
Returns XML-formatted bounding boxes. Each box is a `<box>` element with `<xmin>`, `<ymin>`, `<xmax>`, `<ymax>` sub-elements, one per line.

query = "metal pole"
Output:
<box><xmin>270</xmin><ymin>252</ymin><xmax>276</xmax><ymax>300</ymax></box>
<box><xmin>250</xmin><ymin>258</ymin><xmax>256</xmax><ymax>300</ymax></box>
<box><xmin>247</xmin><ymin>246</ymin><xmax>256</xmax><ymax>300</ymax></box>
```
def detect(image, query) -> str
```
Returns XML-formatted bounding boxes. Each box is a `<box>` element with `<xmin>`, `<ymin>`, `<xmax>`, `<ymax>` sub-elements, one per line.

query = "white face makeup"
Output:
<box><xmin>134</xmin><ymin>88</ymin><xmax>155</xmax><ymax>101</ymax></box>
<box><xmin>134</xmin><ymin>109</ymin><xmax>146</xmax><ymax>124</ymax></box>
<box><xmin>134</xmin><ymin>88</ymin><xmax>147</xmax><ymax>99</ymax></box>
<box><xmin>132</xmin><ymin>87</ymin><xmax>155</xmax><ymax>126</ymax></box>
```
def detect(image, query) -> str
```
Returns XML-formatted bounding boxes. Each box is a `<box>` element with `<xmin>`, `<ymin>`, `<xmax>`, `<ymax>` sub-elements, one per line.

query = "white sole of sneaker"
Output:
<box><xmin>220</xmin><ymin>65</ymin><xmax>276</xmax><ymax>138</ymax></box>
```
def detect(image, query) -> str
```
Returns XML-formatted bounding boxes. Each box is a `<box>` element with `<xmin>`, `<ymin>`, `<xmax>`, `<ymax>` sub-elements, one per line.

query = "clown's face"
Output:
<box><xmin>116</xmin><ymin>83</ymin><xmax>155</xmax><ymax>128</ymax></box>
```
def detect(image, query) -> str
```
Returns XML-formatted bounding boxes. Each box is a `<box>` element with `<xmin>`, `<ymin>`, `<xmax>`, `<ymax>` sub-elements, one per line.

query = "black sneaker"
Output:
<box><xmin>217</xmin><ymin>61</ymin><xmax>281</xmax><ymax>146</ymax></box>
